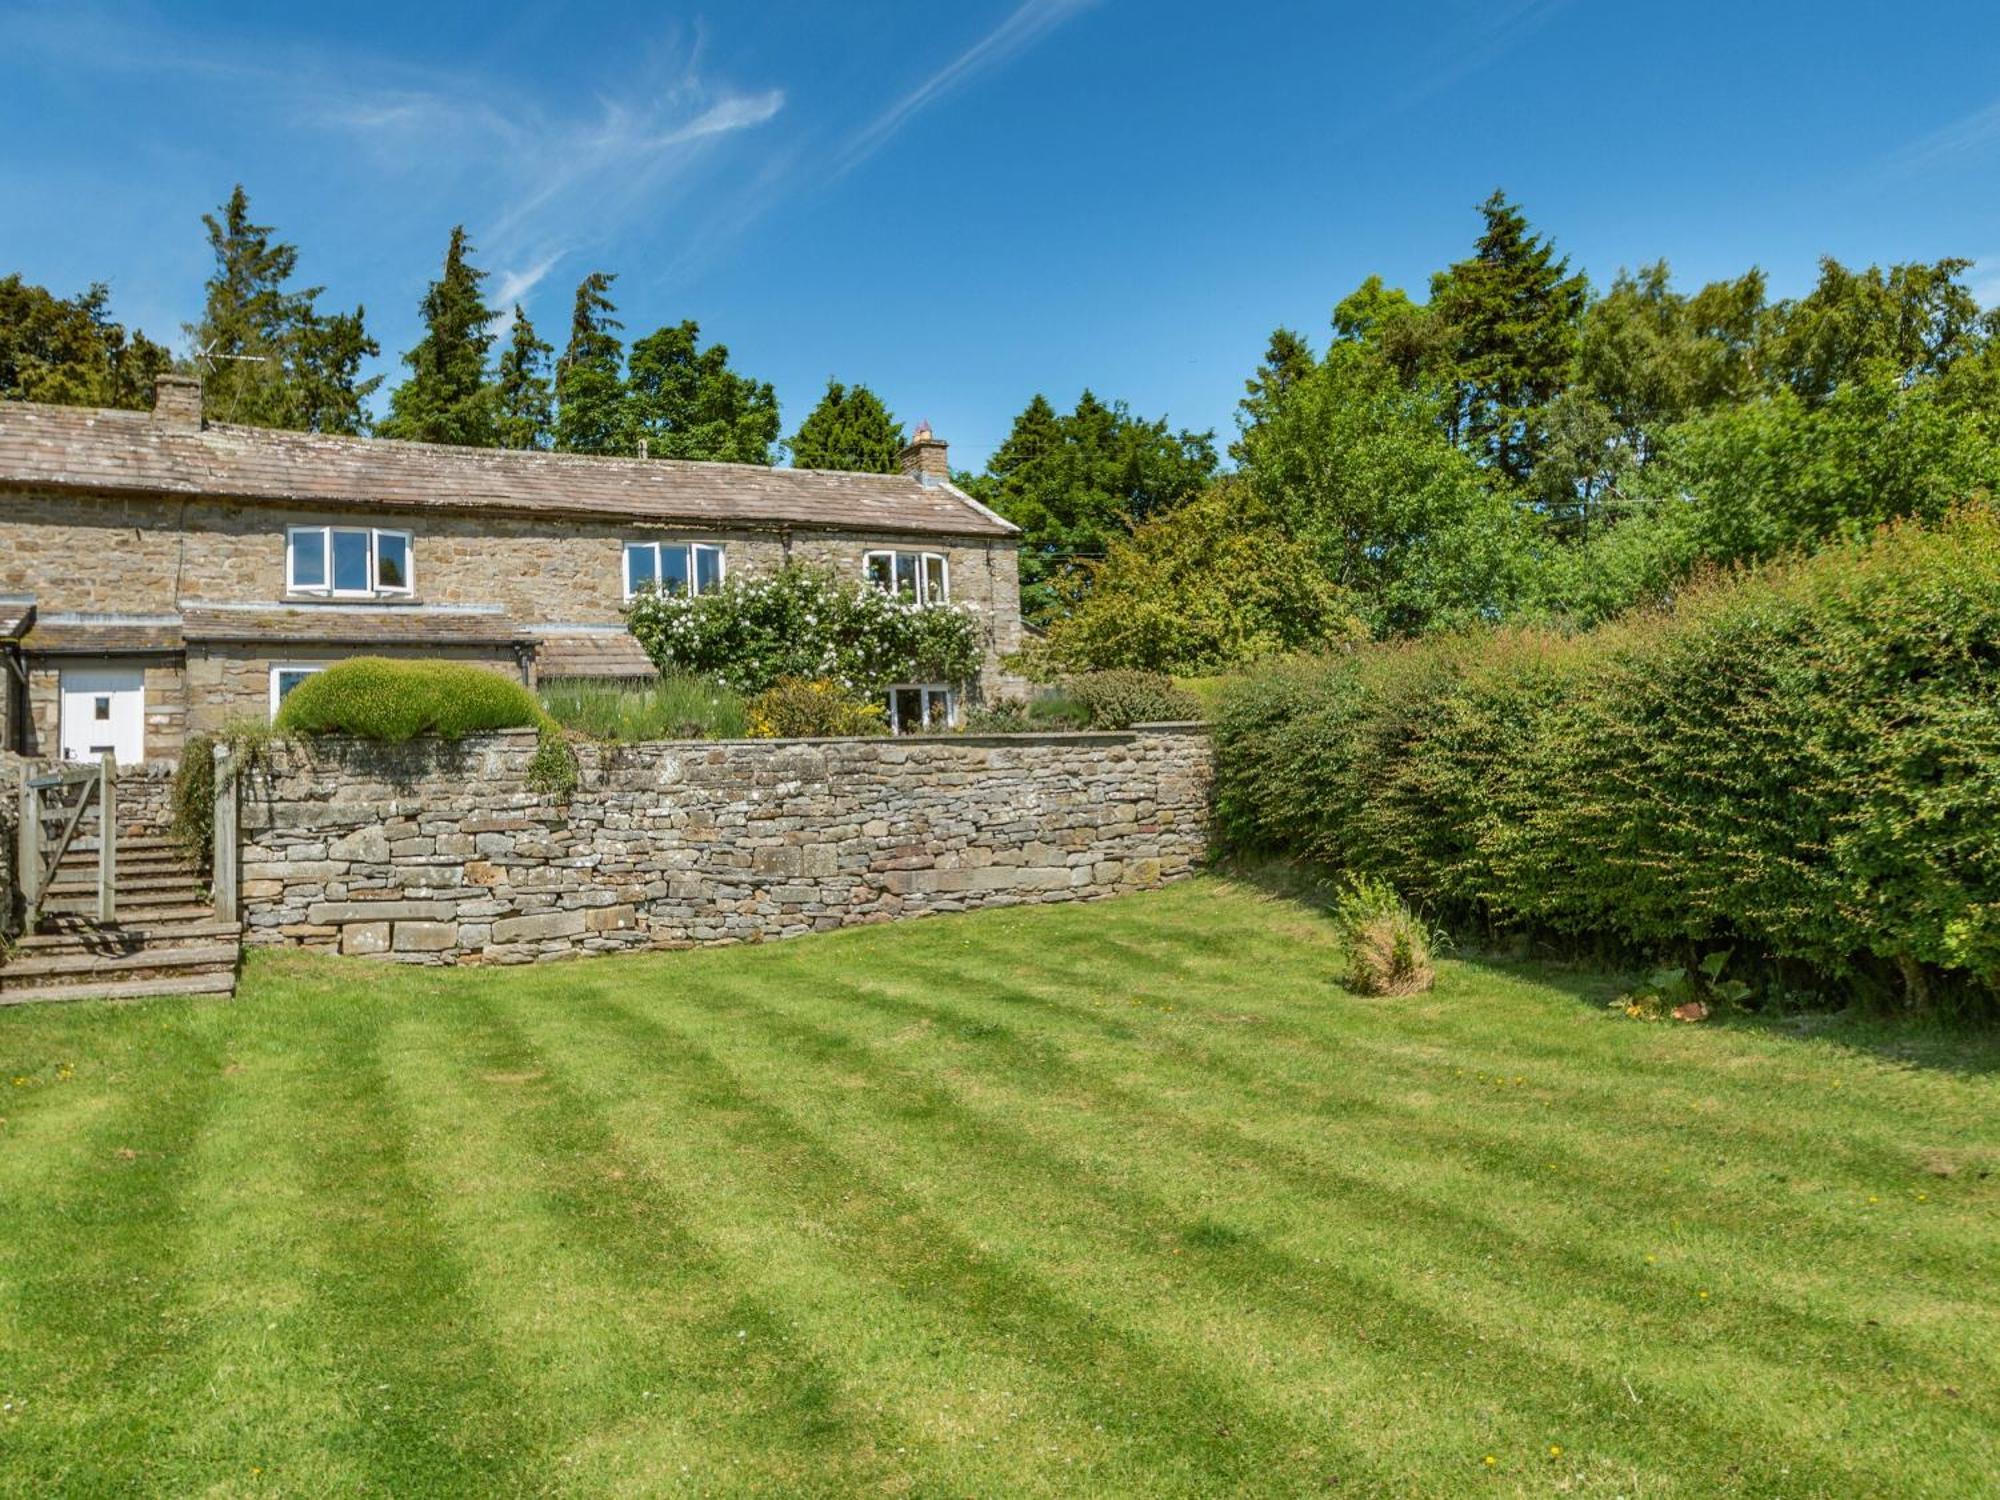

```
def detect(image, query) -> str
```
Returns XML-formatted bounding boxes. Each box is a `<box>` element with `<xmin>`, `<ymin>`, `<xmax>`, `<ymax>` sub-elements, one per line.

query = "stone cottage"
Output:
<box><xmin>0</xmin><ymin>376</ymin><xmax>1023</xmax><ymax>763</ymax></box>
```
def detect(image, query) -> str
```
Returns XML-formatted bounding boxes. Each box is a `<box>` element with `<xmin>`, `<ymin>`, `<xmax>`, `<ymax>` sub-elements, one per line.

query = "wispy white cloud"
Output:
<box><xmin>479</xmin><ymin>84</ymin><xmax>786</xmax><ymax>260</ymax></box>
<box><xmin>492</xmin><ymin>253</ymin><xmax>565</xmax><ymax>311</ymax></box>
<box><xmin>1401</xmin><ymin>0</ymin><xmax>1576</xmax><ymax>104</ymax></box>
<box><xmin>3</xmin><ymin>2</ymin><xmax>787</xmax><ymax>311</ymax></box>
<box><xmin>656</xmin><ymin>89</ymin><xmax>786</xmax><ymax>148</ymax></box>
<box><xmin>1890</xmin><ymin>97</ymin><xmax>2000</xmax><ymax>174</ymax></box>
<box><xmin>836</xmin><ymin>0</ymin><xmax>1099</xmax><ymax>174</ymax></box>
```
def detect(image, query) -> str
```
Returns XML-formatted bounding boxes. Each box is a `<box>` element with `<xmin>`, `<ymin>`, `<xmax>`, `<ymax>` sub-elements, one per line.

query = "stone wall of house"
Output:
<box><xmin>233</xmin><ymin>723</ymin><xmax>1211</xmax><ymax>963</ymax></box>
<box><xmin>1</xmin><ymin>490</ymin><xmax>1025</xmax><ymax>702</ymax></box>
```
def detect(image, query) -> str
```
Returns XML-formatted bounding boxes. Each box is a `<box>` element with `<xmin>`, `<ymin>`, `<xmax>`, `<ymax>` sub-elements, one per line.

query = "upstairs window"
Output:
<box><xmin>288</xmin><ymin>526</ymin><xmax>413</xmax><ymax>597</ymax></box>
<box><xmin>626</xmin><ymin>541</ymin><xmax>725</xmax><ymax>600</ymax></box>
<box><xmin>864</xmin><ymin>550</ymin><xmax>949</xmax><ymax>605</ymax></box>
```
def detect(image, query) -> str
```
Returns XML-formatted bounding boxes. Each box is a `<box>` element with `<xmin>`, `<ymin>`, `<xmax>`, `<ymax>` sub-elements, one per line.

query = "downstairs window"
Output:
<box><xmin>886</xmin><ymin>684</ymin><xmax>956</xmax><ymax>735</ymax></box>
<box><xmin>269</xmin><ymin>663</ymin><xmax>326</xmax><ymax>717</ymax></box>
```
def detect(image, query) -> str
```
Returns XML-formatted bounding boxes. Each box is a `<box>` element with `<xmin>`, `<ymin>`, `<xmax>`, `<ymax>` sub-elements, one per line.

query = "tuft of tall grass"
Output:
<box><xmin>539</xmin><ymin>674</ymin><xmax>749</xmax><ymax>742</ymax></box>
<box><xmin>1329</xmin><ymin>876</ymin><xmax>1440</xmax><ymax>996</ymax></box>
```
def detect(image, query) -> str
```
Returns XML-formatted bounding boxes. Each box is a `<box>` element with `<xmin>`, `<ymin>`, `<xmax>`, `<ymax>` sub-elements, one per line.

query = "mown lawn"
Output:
<box><xmin>2</xmin><ymin>880</ymin><xmax>1995</xmax><ymax>1497</ymax></box>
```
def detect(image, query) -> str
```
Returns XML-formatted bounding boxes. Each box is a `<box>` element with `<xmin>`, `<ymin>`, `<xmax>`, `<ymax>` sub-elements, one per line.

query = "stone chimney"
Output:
<box><xmin>898</xmin><ymin>421</ymin><xmax>950</xmax><ymax>487</ymax></box>
<box><xmin>152</xmin><ymin>374</ymin><xmax>204</xmax><ymax>430</ymax></box>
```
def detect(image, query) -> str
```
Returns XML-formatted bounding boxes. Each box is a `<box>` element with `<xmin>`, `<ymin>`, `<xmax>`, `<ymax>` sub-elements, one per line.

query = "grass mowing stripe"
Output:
<box><xmin>973</xmin><ymin>907</ymin><xmax>1983</xmax><ymax>1184</ymax></box>
<box><xmin>808</xmin><ymin>939</ymin><xmax>1997</xmax><ymax>1352</ymax></box>
<box><xmin>376</xmin><ymin>990</ymin><xmax>906</xmax><ymax>1495</ymax></box>
<box><xmin>263</xmin><ymin>980</ymin><xmax>550</xmax><ymax>1494</ymax></box>
<box><xmin>672</xmin><ymin>963</ymin><xmax>1913</xmax><ymax>1496</ymax></box>
<box><xmin>837</xmin><ymin>935</ymin><xmax>2000</xmax><ymax>1426</ymax></box>
<box><xmin>4</xmin><ymin>880</ymin><xmax>1994</xmax><ymax>1495</ymax></box>
<box><xmin>496</xmin><ymin>969</ymin><xmax>1365</xmax><ymax>1497</ymax></box>
<box><xmin>0</xmin><ymin>1005</ymin><xmax>226</xmax><ymax>1493</ymax></box>
<box><xmin>868</xmin><ymin>935</ymin><xmax>1995</xmax><ymax>1293</ymax></box>
<box><xmin>135</xmin><ymin>1005</ymin><xmax>383</xmax><ymax>1492</ymax></box>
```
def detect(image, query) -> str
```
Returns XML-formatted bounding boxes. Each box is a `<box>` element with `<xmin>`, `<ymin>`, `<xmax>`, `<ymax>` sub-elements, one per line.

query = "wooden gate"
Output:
<box><xmin>15</xmin><ymin>754</ymin><xmax>116</xmax><ymax>934</ymax></box>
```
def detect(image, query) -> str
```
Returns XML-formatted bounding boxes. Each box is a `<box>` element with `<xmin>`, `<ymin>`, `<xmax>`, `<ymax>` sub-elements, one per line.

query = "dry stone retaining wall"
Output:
<box><xmin>235</xmin><ymin>724</ymin><xmax>1211</xmax><ymax>964</ymax></box>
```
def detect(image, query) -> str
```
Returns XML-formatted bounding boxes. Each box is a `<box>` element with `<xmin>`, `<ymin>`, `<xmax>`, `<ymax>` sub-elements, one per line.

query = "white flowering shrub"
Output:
<box><xmin>626</xmin><ymin>562</ymin><xmax>982</xmax><ymax>695</ymax></box>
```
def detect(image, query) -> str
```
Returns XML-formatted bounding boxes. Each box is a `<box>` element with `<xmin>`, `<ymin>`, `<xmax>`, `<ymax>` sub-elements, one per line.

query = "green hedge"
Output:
<box><xmin>1214</xmin><ymin>509</ymin><xmax>2000</xmax><ymax>1008</ymax></box>
<box><xmin>274</xmin><ymin>658</ymin><xmax>544</xmax><ymax>741</ymax></box>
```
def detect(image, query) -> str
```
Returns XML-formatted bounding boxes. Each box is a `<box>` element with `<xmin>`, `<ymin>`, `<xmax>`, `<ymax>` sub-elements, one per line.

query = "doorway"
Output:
<box><xmin>60</xmin><ymin>666</ymin><xmax>145</xmax><ymax>764</ymax></box>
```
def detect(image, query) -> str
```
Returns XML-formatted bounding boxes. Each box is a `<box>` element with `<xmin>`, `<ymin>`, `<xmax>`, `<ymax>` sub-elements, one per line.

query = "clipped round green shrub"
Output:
<box><xmin>273</xmin><ymin>658</ymin><xmax>544</xmax><ymax>742</ymax></box>
<box><xmin>1065</xmin><ymin>670</ymin><xmax>1202</xmax><ymax>729</ymax></box>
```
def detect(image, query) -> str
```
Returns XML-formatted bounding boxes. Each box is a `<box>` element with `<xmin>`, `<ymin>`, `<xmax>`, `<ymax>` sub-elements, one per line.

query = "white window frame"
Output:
<box><xmin>287</xmin><ymin>525</ymin><xmax>414</xmax><ymax>598</ymax></box>
<box><xmin>623</xmin><ymin>541</ymin><xmax>726</xmax><ymax>601</ymax></box>
<box><xmin>885</xmin><ymin>683</ymin><xmax>957</xmax><ymax>735</ymax></box>
<box><xmin>269</xmin><ymin>663</ymin><xmax>326</xmax><ymax>718</ymax></box>
<box><xmin>863</xmin><ymin>549</ymin><xmax>950</xmax><ymax>606</ymax></box>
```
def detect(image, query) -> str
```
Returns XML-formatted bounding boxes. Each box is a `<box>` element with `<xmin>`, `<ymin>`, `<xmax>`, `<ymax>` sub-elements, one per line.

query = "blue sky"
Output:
<box><xmin>6</xmin><ymin>0</ymin><xmax>2000</xmax><ymax>467</ymax></box>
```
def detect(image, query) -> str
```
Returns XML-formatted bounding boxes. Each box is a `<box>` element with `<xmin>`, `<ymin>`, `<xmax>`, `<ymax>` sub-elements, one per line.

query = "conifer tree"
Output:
<box><xmin>494</xmin><ymin>308</ymin><xmax>554</xmax><ymax>451</ymax></box>
<box><xmin>1429</xmin><ymin>191</ymin><xmax>1588</xmax><ymax>482</ymax></box>
<box><xmin>1232</xmin><ymin>327</ymin><xmax>1316</xmax><ymax>459</ymax></box>
<box><xmin>290</xmin><ymin>302</ymin><xmax>379</xmax><ymax>437</ymax></box>
<box><xmin>379</xmin><ymin>225</ymin><xmax>498</xmax><ymax>446</ymax></box>
<box><xmin>976</xmin><ymin>391</ymin><xmax>1217</xmax><ymax>622</ymax></box>
<box><xmin>555</xmin><ymin>272</ymin><xmax>627</xmax><ymax>455</ymax></box>
<box><xmin>185</xmin><ymin>184</ymin><xmax>378</xmax><ymax>431</ymax></box>
<box><xmin>787</xmin><ymin>378</ymin><xmax>904</xmax><ymax>472</ymax></box>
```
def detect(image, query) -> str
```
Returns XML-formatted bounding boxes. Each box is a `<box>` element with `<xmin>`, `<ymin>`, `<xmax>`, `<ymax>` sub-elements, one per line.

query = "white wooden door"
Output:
<box><xmin>60</xmin><ymin>667</ymin><xmax>145</xmax><ymax>764</ymax></box>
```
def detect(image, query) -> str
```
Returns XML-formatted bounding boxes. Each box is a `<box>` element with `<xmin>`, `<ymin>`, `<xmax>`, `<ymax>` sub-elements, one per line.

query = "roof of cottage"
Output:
<box><xmin>20</xmin><ymin>612</ymin><xmax>185</xmax><ymax>654</ymax></box>
<box><xmin>0</xmin><ymin>594</ymin><xmax>32</xmax><ymax>642</ymax></box>
<box><xmin>0</xmin><ymin>400</ymin><xmax>1019</xmax><ymax>540</ymax></box>
<box><xmin>533</xmin><ymin>628</ymin><xmax>658</xmax><ymax>680</ymax></box>
<box><xmin>178</xmin><ymin>602</ymin><xmax>525</xmax><ymax>647</ymax></box>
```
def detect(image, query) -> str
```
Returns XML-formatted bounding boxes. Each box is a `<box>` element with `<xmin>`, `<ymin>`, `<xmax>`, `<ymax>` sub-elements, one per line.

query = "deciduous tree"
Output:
<box><xmin>0</xmin><ymin>276</ymin><xmax>172</xmax><ymax>409</ymax></box>
<box><xmin>626</xmin><ymin>319</ymin><xmax>780</xmax><ymax>465</ymax></box>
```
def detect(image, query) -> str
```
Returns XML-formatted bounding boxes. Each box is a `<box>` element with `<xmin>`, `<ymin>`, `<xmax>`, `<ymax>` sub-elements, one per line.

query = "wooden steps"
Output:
<box><xmin>5</xmin><ymin>814</ymin><xmax>239</xmax><ymax>1006</ymax></box>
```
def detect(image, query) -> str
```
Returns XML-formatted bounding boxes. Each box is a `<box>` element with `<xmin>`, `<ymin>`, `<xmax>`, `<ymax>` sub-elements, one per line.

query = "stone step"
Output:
<box><xmin>57</xmin><ymin>848</ymin><xmax>196</xmax><ymax>868</ymax></box>
<box><xmin>0</xmin><ymin>972</ymin><xmax>237</xmax><ymax>1007</ymax></box>
<box><xmin>38</xmin><ymin>897</ymin><xmax>215</xmax><ymax>921</ymax></box>
<box><xmin>0</xmin><ymin>944</ymin><xmax>240</xmax><ymax>990</ymax></box>
<box><xmin>57</xmin><ymin>851</ymin><xmax>196</xmax><ymax>871</ymax></box>
<box><xmin>12</xmin><ymin>917</ymin><xmax>239</xmax><ymax>956</ymax></box>
<box><xmin>43</xmin><ymin>873</ymin><xmax>202</xmax><ymax>896</ymax></box>
<box><xmin>68</xmin><ymin>834</ymin><xmax>181</xmax><ymax>854</ymax></box>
